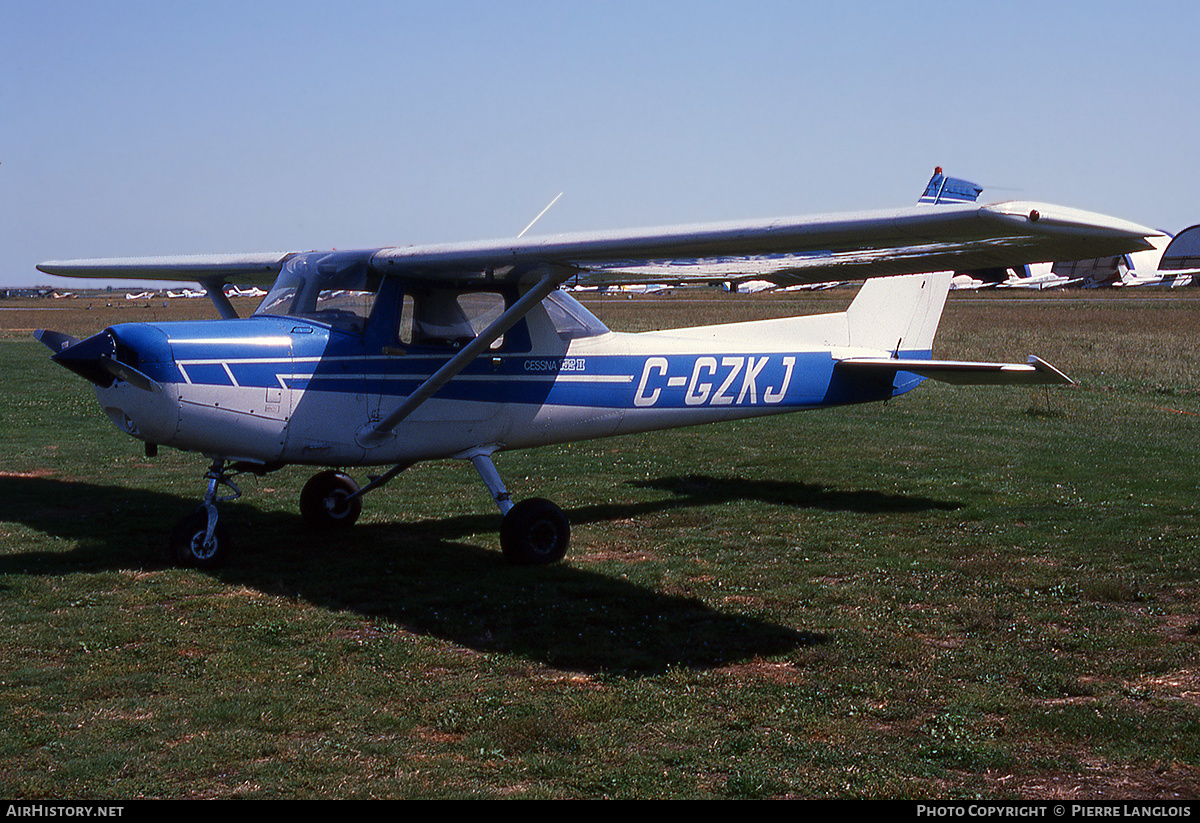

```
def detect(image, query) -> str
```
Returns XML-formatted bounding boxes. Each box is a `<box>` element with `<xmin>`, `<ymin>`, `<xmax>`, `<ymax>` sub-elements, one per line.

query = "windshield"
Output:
<box><xmin>255</xmin><ymin>251</ymin><xmax>381</xmax><ymax>333</ymax></box>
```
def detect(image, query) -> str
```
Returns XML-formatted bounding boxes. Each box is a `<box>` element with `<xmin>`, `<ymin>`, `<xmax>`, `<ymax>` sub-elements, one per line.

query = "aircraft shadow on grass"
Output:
<box><xmin>629</xmin><ymin>474</ymin><xmax>962</xmax><ymax>515</ymax></box>
<box><xmin>0</xmin><ymin>473</ymin><xmax>958</xmax><ymax>674</ymax></box>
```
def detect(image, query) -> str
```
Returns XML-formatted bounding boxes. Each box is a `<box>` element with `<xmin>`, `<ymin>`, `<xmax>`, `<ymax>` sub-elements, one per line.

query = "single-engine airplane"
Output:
<box><xmin>35</xmin><ymin>170</ymin><xmax>1158</xmax><ymax>569</ymax></box>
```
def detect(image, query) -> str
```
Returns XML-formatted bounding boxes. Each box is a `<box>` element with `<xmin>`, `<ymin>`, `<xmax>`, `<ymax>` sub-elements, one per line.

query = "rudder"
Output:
<box><xmin>844</xmin><ymin>272</ymin><xmax>951</xmax><ymax>357</ymax></box>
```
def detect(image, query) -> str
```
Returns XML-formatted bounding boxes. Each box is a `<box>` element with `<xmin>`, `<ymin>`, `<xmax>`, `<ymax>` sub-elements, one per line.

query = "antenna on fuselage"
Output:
<box><xmin>517</xmin><ymin>192</ymin><xmax>563</xmax><ymax>238</ymax></box>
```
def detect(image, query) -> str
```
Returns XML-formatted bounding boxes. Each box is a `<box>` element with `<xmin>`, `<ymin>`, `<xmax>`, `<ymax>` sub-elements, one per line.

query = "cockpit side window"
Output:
<box><xmin>254</xmin><ymin>251</ymin><xmax>381</xmax><ymax>333</ymax></box>
<box><xmin>398</xmin><ymin>289</ymin><xmax>507</xmax><ymax>350</ymax></box>
<box><xmin>544</xmin><ymin>290</ymin><xmax>610</xmax><ymax>339</ymax></box>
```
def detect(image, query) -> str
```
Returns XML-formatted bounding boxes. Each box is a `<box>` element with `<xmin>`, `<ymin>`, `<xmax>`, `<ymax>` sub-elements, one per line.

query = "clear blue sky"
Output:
<box><xmin>3</xmin><ymin>0</ymin><xmax>1198</xmax><ymax>287</ymax></box>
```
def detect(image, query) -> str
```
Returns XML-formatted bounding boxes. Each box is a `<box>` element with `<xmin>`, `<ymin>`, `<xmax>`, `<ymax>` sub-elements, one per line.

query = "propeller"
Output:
<box><xmin>34</xmin><ymin>329</ymin><xmax>162</xmax><ymax>392</ymax></box>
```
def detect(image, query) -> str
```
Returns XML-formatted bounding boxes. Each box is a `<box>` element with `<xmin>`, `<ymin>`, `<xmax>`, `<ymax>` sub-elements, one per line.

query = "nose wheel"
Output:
<box><xmin>168</xmin><ymin>459</ymin><xmax>240</xmax><ymax>569</ymax></box>
<box><xmin>169</xmin><ymin>507</ymin><xmax>231</xmax><ymax>569</ymax></box>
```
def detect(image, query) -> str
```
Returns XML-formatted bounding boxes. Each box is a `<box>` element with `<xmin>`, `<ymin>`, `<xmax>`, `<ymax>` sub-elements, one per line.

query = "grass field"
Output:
<box><xmin>1</xmin><ymin>289</ymin><xmax>1198</xmax><ymax>798</ymax></box>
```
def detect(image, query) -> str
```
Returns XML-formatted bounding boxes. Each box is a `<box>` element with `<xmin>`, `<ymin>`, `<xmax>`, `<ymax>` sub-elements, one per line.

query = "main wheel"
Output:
<box><xmin>169</xmin><ymin>509</ymin><xmax>231</xmax><ymax>569</ymax></box>
<box><xmin>300</xmin><ymin>470</ymin><xmax>362</xmax><ymax>528</ymax></box>
<box><xmin>500</xmin><ymin>498</ymin><xmax>570</xmax><ymax>565</ymax></box>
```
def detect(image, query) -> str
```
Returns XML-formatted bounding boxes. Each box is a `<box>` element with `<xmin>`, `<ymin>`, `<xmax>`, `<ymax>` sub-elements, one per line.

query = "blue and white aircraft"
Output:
<box><xmin>34</xmin><ymin>171</ymin><xmax>1158</xmax><ymax>568</ymax></box>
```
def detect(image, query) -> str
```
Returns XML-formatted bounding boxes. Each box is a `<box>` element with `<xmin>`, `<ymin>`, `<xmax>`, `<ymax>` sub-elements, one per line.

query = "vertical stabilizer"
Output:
<box><xmin>844</xmin><ymin>272</ymin><xmax>952</xmax><ymax>357</ymax></box>
<box><xmin>918</xmin><ymin>167</ymin><xmax>983</xmax><ymax>205</ymax></box>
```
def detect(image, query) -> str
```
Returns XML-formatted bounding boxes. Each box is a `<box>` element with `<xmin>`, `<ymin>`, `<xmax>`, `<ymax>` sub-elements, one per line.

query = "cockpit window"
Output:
<box><xmin>544</xmin><ymin>290</ymin><xmax>609</xmax><ymax>339</ymax></box>
<box><xmin>254</xmin><ymin>251</ymin><xmax>381</xmax><ymax>333</ymax></box>
<box><xmin>399</xmin><ymin>289</ymin><xmax>506</xmax><ymax>349</ymax></box>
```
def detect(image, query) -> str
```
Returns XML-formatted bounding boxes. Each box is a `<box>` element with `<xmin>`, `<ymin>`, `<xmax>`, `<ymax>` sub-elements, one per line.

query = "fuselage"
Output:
<box><xmin>84</xmin><ymin>282</ymin><xmax>926</xmax><ymax>469</ymax></box>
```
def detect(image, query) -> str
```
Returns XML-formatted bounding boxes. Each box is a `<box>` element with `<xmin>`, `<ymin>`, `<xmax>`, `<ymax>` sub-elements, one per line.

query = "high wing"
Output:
<box><xmin>374</xmin><ymin>200</ymin><xmax>1158</xmax><ymax>288</ymax></box>
<box><xmin>38</xmin><ymin>200</ymin><xmax>1158</xmax><ymax>290</ymax></box>
<box><xmin>37</xmin><ymin>251</ymin><xmax>291</xmax><ymax>287</ymax></box>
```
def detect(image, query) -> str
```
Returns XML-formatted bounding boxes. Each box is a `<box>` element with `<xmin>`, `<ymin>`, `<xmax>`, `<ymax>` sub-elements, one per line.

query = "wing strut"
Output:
<box><xmin>204</xmin><ymin>282</ymin><xmax>239</xmax><ymax>320</ymax></box>
<box><xmin>356</xmin><ymin>266</ymin><xmax>570</xmax><ymax>447</ymax></box>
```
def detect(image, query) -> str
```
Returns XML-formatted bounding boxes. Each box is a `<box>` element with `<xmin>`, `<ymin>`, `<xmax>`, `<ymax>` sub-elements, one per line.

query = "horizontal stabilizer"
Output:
<box><xmin>837</xmin><ymin>355</ymin><xmax>1072</xmax><ymax>386</ymax></box>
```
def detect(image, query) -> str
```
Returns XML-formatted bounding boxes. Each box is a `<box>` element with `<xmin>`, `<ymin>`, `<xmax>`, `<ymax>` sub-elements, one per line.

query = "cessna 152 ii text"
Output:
<box><xmin>35</xmin><ymin>170</ymin><xmax>1158</xmax><ymax>569</ymax></box>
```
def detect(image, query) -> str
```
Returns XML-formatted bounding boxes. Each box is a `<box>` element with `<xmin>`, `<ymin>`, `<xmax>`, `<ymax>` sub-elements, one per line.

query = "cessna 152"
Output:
<box><xmin>34</xmin><ymin>170</ymin><xmax>1158</xmax><ymax>569</ymax></box>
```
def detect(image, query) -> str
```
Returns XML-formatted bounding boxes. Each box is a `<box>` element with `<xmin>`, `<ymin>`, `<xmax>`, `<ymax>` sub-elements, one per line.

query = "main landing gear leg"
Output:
<box><xmin>470</xmin><ymin>453</ymin><xmax>570</xmax><ymax>566</ymax></box>
<box><xmin>169</xmin><ymin>458</ymin><xmax>240</xmax><ymax>569</ymax></box>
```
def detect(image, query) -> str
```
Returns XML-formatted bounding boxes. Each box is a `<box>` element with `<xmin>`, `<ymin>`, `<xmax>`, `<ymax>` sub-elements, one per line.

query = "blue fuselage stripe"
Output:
<box><xmin>166</xmin><ymin>350</ymin><xmax>930</xmax><ymax>410</ymax></box>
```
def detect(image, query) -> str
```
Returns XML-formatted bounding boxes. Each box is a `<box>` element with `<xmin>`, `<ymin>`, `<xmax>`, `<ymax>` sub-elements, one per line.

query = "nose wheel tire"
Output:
<box><xmin>500</xmin><ymin>498</ymin><xmax>570</xmax><ymax>565</ymax></box>
<box><xmin>169</xmin><ymin>509</ymin><xmax>231</xmax><ymax>569</ymax></box>
<box><xmin>300</xmin><ymin>470</ymin><xmax>363</xmax><ymax>528</ymax></box>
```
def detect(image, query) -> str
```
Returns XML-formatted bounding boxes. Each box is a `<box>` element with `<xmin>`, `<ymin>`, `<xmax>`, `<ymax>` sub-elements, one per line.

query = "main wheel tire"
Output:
<box><xmin>500</xmin><ymin>498</ymin><xmax>570</xmax><ymax>565</ymax></box>
<box><xmin>300</xmin><ymin>470</ymin><xmax>362</xmax><ymax>528</ymax></box>
<box><xmin>169</xmin><ymin>509</ymin><xmax>231</xmax><ymax>569</ymax></box>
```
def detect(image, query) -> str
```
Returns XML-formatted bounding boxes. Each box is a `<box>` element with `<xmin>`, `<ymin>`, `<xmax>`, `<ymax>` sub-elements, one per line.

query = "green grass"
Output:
<box><xmin>1</xmin><ymin>291</ymin><xmax>1198</xmax><ymax>798</ymax></box>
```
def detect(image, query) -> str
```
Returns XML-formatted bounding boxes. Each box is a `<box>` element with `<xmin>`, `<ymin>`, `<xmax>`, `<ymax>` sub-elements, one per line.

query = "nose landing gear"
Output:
<box><xmin>168</xmin><ymin>459</ymin><xmax>241</xmax><ymax>569</ymax></box>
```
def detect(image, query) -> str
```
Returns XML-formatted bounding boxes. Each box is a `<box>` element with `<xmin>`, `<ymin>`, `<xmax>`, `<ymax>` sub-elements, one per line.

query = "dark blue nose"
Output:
<box><xmin>35</xmin><ymin>327</ymin><xmax>163</xmax><ymax>392</ymax></box>
<box><xmin>37</xmin><ymin>329</ymin><xmax>117</xmax><ymax>387</ymax></box>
